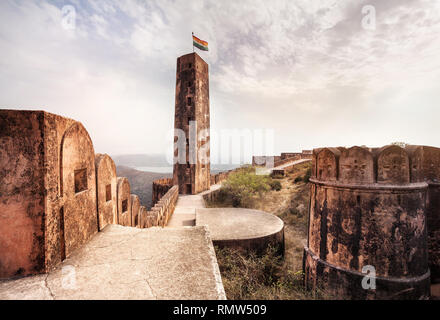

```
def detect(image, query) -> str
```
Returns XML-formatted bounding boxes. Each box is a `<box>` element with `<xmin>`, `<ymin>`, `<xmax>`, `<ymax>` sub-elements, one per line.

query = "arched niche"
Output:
<box><xmin>377</xmin><ymin>145</ymin><xmax>410</xmax><ymax>184</ymax></box>
<box><xmin>339</xmin><ymin>146</ymin><xmax>374</xmax><ymax>184</ymax></box>
<box><xmin>60</xmin><ymin>122</ymin><xmax>97</xmax><ymax>257</ymax></box>
<box><xmin>95</xmin><ymin>154</ymin><xmax>117</xmax><ymax>230</ymax></box>
<box><xmin>117</xmin><ymin>177</ymin><xmax>131</xmax><ymax>227</ymax></box>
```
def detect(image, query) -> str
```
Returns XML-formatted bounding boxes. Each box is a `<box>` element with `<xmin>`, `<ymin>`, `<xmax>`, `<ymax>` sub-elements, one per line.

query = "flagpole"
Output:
<box><xmin>192</xmin><ymin>32</ymin><xmax>194</xmax><ymax>53</ymax></box>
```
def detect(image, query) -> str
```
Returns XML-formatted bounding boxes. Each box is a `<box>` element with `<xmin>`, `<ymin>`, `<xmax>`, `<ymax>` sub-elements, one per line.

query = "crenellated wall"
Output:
<box><xmin>139</xmin><ymin>185</ymin><xmax>179</xmax><ymax>228</ymax></box>
<box><xmin>252</xmin><ymin>150</ymin><xmax>312</xmax><ymax>167</ymax></box>
<box><xmin>304</xmin><ymin>144</ymin><xmax>440</xmax><ymax>299</ymax></box>
<box><xmin>152</xmin><ymin>178</ymin><xmax>173</xmax><ymax>206</ymax></box>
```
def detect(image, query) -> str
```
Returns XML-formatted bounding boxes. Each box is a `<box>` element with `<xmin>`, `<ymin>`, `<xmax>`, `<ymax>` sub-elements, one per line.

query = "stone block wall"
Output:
<box><xmin>304</xmin><ymin>144</ymin><xmax>440</xmax><ymax>299</ymax></box>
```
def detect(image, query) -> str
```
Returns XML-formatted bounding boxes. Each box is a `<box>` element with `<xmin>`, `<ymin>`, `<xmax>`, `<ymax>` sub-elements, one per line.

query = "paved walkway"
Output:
<box><xmin>273</xmin><ymin>158</ymin><xmax>311</xmax><ymax>170</ymax></box>
<box><xmin>256</xmin><ymin>158</ymin><xmax>311</xmax><ymax>175</ymax></box>
<box><xmin>167</xmin><ymin>184</ymin><xmax>220</xmax><ymax>227</ymax></box>
<box><xmin>0</xmin><ymin>225</ymin><xmax>226</xmax><ymax>300</ymax></box>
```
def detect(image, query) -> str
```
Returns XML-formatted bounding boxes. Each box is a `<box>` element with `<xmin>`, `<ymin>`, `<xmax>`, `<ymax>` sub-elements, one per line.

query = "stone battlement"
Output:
<box><xmin>305</xmin><ymin>144</ymin><xmax>440</xmax><ymax>299</ymax></box>
<box><xmin>312</xmin><ymin>145</ymin><xmax>440</xmax><ymax>185</ymax></box>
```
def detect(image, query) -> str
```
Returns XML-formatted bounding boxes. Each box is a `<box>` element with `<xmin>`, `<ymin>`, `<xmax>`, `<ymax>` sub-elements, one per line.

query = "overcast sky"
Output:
<box><xmin>1</xmin><ymin>0</ymin><xmax>439</xmax><ymax>161</ymax></box>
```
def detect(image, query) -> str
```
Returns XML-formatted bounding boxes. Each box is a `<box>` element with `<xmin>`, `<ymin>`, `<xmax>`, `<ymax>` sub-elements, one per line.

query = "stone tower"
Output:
<box><xmin>173</xmin><ymin>52</ymin><xmax>210</xmax><ymax>194</ymax></box>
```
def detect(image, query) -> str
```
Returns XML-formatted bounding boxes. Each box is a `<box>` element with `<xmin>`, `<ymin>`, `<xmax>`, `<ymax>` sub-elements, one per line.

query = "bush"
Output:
<box><xmin>221</xmin><ymin>166</ymin><xmax>272</xmax><ymax>207</ymax></box>
<box><xmin>215</xmin><ymin>246</ymin><xmax>322</xmax><ymax>300</ymax></box>
<box><xmin>294</xmin><ymin>176</ymin><xmax>302</xmax><ymax>183</ymax></box>
<box><xmin>303</xmin><ymin>168</ymin><xmax>312</xmax><ymax>183</ymax></box>
<box><xmin>270</xmin><ymin>180</ymin><xmax>282</xmax><ymax>191</ymax></box>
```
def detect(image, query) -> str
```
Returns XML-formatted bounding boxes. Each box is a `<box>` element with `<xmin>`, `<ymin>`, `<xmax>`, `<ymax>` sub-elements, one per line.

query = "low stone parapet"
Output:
<box><xmin>139</xmin><ymin>185</ymin><xmax>179</xmax><ymax>228</ymax></box>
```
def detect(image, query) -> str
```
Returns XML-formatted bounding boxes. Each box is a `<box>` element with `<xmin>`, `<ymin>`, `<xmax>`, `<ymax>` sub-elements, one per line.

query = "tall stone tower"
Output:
<box><xmin>173</xmin><ymin>52</ymin><xmax>210</xmax><ymax>194</ymax></box>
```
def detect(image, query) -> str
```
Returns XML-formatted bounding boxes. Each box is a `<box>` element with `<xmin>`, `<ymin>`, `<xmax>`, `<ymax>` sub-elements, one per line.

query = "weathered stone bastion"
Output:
<box><xmin>304</xmin><ymin>144</ymin><xmax>440</xmax><ymax>299</ymax></box>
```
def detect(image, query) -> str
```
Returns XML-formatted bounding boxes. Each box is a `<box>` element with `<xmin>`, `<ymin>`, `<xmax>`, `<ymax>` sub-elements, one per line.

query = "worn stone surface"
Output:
<box><xmin>406</xmin><ymin>145</ymin><xmax>440</xmax><ymax>283</ymax></box>
<box><xmin>173</xmin><ymin>52</ymin><xmax>210</xmax><ymax>195</ymax></box>
<box><xmin>0</xmin><ymin>225</ymin><xmax>226</xmax><ymax>300</ymax></box>
<box><xmin>60</xmin><ymin>122</ymin><xmax>98</xmax><ymax>258</ymax></box>
<box><xmin>0</xmin><ymin>111</ymin><xmax>46</xmax><ymax>278</ymax></box>
<box><xmin>306</xmin><ymin>145</ymin><xmax>432</xmax><ymax>299</ymax></box>
<box><xmin>0</xmin><ymin>110</ymin><xmax>97</xmax><ymax>279</ymax></box>
<box><xmin>116</xmin><ymin>177</ymin><xmax>131</xmax><ymax>227</ymax></box>
<box><xmin>95</xmin><ymin>154</ymin><xmax>117</xmax><ymax>230</ymax></box>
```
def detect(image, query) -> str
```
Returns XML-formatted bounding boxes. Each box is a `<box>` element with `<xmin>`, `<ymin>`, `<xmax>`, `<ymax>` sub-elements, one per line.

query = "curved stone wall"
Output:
<box><xmin>95</xmin><ymin>154</ymin><xmax>117</xmax><ymax>230</ymax></box>
<box><xmin>60</xmin><ymin>122</ymin><xmax>98</xmax><ymax>258</ymax></box>
<box><xmin>116</xmin><ymin>177</ymin><xmax>131</xmax><ymax>227</ymax></box>
<box><xmin>196</xmin><ymin>208</ymin><xmax>284</xmax><ymax>255</ymax></box>
<box><xmin>306</xmin><ymin>145</ymin><xmax>432</xmax><ymax>299</ymax></box>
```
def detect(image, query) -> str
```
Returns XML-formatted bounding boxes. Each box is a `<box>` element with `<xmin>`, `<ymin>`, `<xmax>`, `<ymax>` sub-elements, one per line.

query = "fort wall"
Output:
<box><xmin>252</xmin><ymin>150</ymin><xmax>312</xmax><ymax>167</ymax></box>
<box><xmin>305</xmin><ymin>145</ymin><xmax>438</xmax><ymax>299</ymax></box>
<box><xmin>0</xmin><ymin>110</ymin><xmax>173</xmax><ymax>279</ymax></box>
<box><xmin>95</xmin><ymin>154</ymin><xmax>117</xmax><ymax>230</ymax></box>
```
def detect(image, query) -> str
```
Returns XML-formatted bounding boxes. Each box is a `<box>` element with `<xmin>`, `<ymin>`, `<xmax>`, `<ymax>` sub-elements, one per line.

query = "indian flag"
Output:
<box><xmin>193</xmin><ymin>34</ymin><xmax>208</xmax><ymax>51</ymax></box>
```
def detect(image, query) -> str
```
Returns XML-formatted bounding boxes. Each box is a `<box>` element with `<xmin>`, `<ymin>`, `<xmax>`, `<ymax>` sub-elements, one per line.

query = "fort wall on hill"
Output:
<box><xmin>252</xmin><ymin>150</ymin><xmax>312</xmax><ymax>167</ymax></box>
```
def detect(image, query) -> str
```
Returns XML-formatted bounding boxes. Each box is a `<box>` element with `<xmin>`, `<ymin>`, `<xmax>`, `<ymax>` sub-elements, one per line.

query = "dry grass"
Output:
<box><xmin>210</xmin><ymin>161</ymin><xmax>330</xmax><ymax>300</ymax></box>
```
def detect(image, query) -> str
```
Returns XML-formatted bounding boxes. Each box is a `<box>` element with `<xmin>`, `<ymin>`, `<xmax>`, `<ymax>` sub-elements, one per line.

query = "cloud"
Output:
<box><xmin>0</xmin><ymin>0</ymin><xmax>439</xmax><ymax>159</ymax></box>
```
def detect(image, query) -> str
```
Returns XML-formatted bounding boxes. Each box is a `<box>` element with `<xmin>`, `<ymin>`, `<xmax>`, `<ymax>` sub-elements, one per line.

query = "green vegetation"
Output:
<box><xmin>210</xmin><ymin>161</ymin><xmax>328</xmax><ymax>300</ymax></box>
<box><xmin>269</xmin><ymin>180</ymin><xmax>282</xmax><ymax>191</ymax></box>
<box><xmin>216</xmin><ymin>166</ymin><xmax>281</xmax><ymax>207</ymax></box>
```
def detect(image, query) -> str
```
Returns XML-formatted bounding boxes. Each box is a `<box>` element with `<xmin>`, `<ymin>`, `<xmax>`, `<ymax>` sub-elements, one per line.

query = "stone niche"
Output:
<box><xmin>131</xmin><ymin>194</ymin><xmax>140</xmax><ymax>227</ymax></box>
<box><xmin>316</xmin><ymin>148</ymin><xmax>340</xmax><ymax>181</ymax></box>
<box><xmin>339</xmin><ymin>147</ymin><xmax>374</xmax><ymax>184</ymax></box>
<box><xmin>95</xmin><ymin>154</ymin><xmax>117</xmax><ymax>230</ymax></box>
<box><xmin>376</xmin><ymin>145</ymin><xmax>410</xmax><ymax>184</ymax></box>
<box><xmin>60</xmin><ymin>122</ymin><xmax>98</xmax><ymax>257</ymax></box>
<box><xmin>0</xmin><ymin>110</ymin><xmax>98</xmax><ymax>279</ymax></box>
<box><xmin>117</xmin><ymin>177</ymin><xmax>132</xmax><ymax>227</ymax></box>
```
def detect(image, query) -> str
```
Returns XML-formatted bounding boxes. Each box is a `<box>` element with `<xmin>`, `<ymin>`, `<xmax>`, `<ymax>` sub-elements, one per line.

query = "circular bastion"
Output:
<box><xmin>305</xmin><ymin>145</ymin><xmax>435</xmax><ymax>300</ymax></box>
<box><xmin>196</xmin><ymin>208</ymin><xmax>284</xmax><ymax>255</ymax></box>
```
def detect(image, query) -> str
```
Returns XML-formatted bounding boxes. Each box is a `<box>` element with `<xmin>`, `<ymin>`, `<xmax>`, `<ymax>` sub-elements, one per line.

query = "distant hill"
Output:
<box><xmin>114</xmin><ymin>154</ymin><xmax>241</xmax><ymax>208</ymax></box>
<box><xmin>116</xmin><ymin>165</ymin><xmax>171</xmax><ymax>209</ymax></box>
<box><xmin>112</xmin><ymin>154</ymin><xmax>169</xmax><ymax>167</ymax></box>
<box><xmin>112</xmin><ymin>153</ymin><xmax>241</xmax><ymax>172</ymax></box>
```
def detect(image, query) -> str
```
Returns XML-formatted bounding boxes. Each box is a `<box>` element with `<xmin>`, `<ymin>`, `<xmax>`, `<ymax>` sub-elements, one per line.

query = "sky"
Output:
<box><xmin>1</xmin><ymin>0</ymin><xmax>439</xmax><ymax>162</ymax></box>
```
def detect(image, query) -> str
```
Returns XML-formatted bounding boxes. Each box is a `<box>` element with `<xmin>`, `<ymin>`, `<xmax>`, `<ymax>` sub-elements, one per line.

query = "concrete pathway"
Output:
<box><xmin>167</xmin><ymin>184</ymin><xmax>220</xmax><ymax>227</ymax></box>
<box><xmin>0</xmin><ymin>225</ymin><xmax>226</xmax><ymax>300</ymax></box>
<box><xmin>273</xmin><ymin>158</ymin><xmax>311</xmax><ymax>170</ymax></box>
<box><xmin>256</xmin><ymin>158</ymin><xmax>311</xmax><ymax>175</ymax></box>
